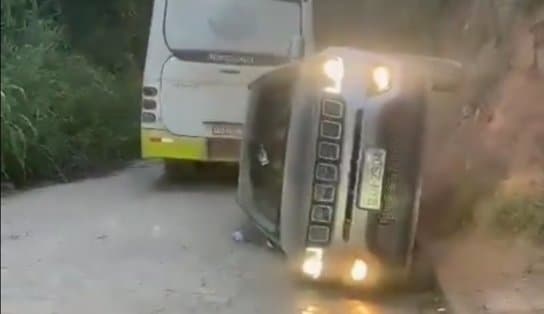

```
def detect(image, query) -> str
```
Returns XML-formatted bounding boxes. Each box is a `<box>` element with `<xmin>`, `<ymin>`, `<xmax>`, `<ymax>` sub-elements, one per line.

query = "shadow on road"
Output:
<box><xmin>152</xmin><ymin>163</ymin><xmax>238</xmax><ymax>192</ymax></box>
<box><xmin>292</xmin><ymin>281</ymin><xmax>444</xmax><ymax>314</ymax></box>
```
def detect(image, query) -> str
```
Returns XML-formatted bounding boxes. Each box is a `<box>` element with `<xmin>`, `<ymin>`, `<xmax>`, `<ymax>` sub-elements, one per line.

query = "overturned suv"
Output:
<box><xmin>237</xmin><ymin>48</ymin><xmax>462</xmax><ymax>289</ymax></box>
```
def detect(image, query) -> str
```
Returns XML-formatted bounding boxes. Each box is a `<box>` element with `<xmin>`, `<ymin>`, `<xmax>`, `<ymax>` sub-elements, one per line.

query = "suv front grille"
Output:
<box><xmin>315</xmin><ymin>163</ymin><xmax>339</xmax><ymax>182</ymax></box>
<box><xmin>318</xmin><ymin>142</ymin><xmax>340</xmax><ymax>160</ymax></box>
<box><xmin>306</xmin><ymin>97</ymin><xmax>346</xmax><ymax>246</ymax></box>
<box><xmin>320</xmin><ymin>120</ymin><xmax>342</xmax><ymax>139</ymax></box>
<box><xmin>308</xmin><ymin>225</ymin><xmax>331</xmax><ymax>243</ymax></box>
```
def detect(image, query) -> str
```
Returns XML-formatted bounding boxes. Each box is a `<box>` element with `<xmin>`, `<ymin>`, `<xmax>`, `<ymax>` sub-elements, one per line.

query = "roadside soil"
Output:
<box><xmin>419</xmin><ymin>6</ymin><xmax>544</xmax><ymax>312</ymax></box>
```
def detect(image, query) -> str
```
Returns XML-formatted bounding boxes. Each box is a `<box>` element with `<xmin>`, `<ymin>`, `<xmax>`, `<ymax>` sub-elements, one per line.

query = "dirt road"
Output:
<box><xmin>1</xmin><ymin>163</ymin><xmax>443</xmax><ymax>314</ymax></box>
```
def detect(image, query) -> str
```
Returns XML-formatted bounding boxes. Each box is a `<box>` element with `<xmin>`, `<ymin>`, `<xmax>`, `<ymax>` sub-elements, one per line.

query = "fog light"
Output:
<box><xmin>351</xmin><ymin>259</ymin><xmax>369</xmax><ymax>282</ymax></box>
<box><xmin>302</xmin><ymin>248</ymin><xmax>323</xmax><ymax>279</ymax></box>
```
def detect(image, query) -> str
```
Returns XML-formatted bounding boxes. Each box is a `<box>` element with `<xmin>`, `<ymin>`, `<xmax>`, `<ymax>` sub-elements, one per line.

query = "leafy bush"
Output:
<box><xmin>55</xmin><ymin>0</ymin><xmax>152</xmax><ymax>72</ymax></box>
<box><xmin>492</xmin><ymin>194</ymin><xmax>544</xmax><ymax>242</ymax></box>
<box><xmin>1</xmin><ymin>0</ymin><xmax>140</xmax><ymax>186</ymax></box>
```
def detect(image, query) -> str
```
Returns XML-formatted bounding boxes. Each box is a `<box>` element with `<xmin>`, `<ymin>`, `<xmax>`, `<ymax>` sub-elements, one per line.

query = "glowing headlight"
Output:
<box><xmin>350</xmin><ymin>259</ymin><xmax>369</xmax><ymax>282</ymax></box>
<box><xmin>302</xmin><ymin>248</ymin><xmax>324</xmax><ymax>279</ymax></box>
<box><xmin>372</xmin><ymin>66</ymin><xmax>391</xmax><ymax>93</ymax></box>
<box><xmin>323</xmin><ymin>57</ymin><xmax>344</xmax><ymax>94</ymax></box>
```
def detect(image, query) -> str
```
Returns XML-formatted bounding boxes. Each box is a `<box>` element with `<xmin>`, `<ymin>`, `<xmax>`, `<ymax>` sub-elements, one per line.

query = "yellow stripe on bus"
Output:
<box><xmin>141</xmin><ymin>129</ymin><xmax>207</xmax><ymax>160</ymax></box>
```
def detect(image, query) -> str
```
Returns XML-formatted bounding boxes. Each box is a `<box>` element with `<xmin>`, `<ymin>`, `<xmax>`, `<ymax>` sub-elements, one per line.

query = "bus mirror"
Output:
<box><xmin>288</xmin><ymin>35</ymin><xmax>304</xmax><ymax>60</ymax></box>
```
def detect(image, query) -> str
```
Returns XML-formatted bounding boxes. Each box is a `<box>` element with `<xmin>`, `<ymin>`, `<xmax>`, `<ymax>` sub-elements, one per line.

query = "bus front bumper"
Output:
<box><xmin>141</xmin><ymin>129</ymin><xmax>241</xmax><ymax>162</ymax></box>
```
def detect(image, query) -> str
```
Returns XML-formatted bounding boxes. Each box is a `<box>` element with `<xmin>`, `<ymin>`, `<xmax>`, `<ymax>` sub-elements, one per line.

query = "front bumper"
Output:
<box><xmin>295</xmin><ymin>246</ymin><xmax>411</xmax><ymax>288</ymax></box>
<box><xmin>141</xmin><ymin>129</ymin><xmax>241</xmax><ymax>162</ymax></box>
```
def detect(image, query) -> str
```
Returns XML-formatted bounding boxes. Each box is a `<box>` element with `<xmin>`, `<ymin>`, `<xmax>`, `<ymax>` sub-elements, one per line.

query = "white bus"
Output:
<box><xmin>140</xmin><ymin>0</ymin><xmax>314</xmax><ymax>174</ymax></box>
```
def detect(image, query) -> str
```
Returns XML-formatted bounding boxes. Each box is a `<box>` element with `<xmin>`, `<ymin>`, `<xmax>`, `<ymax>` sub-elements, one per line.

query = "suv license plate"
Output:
<box><xmin>358</xmin><ymin>148</ymin><xmax>386</xmax><ymax>210</ymax></box>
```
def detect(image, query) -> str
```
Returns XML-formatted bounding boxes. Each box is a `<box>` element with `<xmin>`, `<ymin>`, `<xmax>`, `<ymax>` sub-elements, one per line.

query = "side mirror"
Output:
<box><xmin>430</xmin><ymin>59</ymin><xmax>464</xmax><ymax>92</ymax></box>
<box><xmin>288</xmin><ymin>35</ymin><xmax>305</xmax><ymax>60</ymax></box>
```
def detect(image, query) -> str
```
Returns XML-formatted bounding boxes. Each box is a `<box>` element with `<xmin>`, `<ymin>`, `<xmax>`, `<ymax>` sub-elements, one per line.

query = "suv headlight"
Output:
<box><xmin>302</xmin><ymin>247</ymin><xmax>324</xmax><ymax>279</ymax></box>
<box><xmin>323</xmin><ymin>57</ymin><xmax>344</xmax><ymax>94</ymax></box>
<box><xmin>370</xmin><ymin>66</ymin><xmax>392</xmax><ymax>94</ymax></box>
<box><xmin>351</xmin><ymin>259</ymin><xmax>369</xmax><ymax>282</ymax></box>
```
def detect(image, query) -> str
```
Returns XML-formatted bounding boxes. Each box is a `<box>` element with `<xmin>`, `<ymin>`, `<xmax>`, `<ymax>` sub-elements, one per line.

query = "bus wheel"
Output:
<box><xmin>163</xmin><ymin>160</ymin><xmax>197</xmax><ymax>181</ymax></box>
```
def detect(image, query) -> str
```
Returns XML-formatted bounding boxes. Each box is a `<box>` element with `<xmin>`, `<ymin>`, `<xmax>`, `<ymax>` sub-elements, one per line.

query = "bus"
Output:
<box><xmin>140</xmin><ymin>0</ymin><xmax>313</xmax><ymax>175</ymax></box>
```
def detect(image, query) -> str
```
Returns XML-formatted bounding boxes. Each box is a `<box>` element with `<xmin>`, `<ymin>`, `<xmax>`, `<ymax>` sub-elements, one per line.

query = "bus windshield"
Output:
<box><xmin>164</xmin><ymin>0</ymin><xmax>300</xmax><ymax>65</ymax></box>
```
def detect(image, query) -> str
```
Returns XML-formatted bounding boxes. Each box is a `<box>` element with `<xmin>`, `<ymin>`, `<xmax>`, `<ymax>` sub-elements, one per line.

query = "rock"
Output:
<box><xmin>232</xmin><ymin>230</ymin><xmax>245</xmax><ymax>243</ymax></box>
<box><xmin>232</xmin><ymin>220</ymin><xmax>268</xmax><ymax>245</ymax></box>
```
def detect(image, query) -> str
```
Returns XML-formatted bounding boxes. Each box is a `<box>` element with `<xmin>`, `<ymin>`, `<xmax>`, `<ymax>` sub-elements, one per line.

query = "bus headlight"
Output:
<box><xmin>323</xmin><ymin>57</ymin><xmax>344</xmax><ymax>94</ymax></box>
<box><xmin>371</xmin><ymin>66</ymin><xmax>392</xmax><ymax>93</ymax></box>
<box><xmin>351</xmin><ymin>259</ymin><xmax>369</xmax><ymax>282</ymax></box>
<box><xmin>302</xmin><ymin>248</ymin><xmax>324</xmax><ymax>279</ymax></box>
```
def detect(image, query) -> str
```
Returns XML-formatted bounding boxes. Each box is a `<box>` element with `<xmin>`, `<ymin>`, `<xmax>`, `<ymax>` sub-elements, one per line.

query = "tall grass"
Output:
<box><xmin>490</xmin><ymin>194</ymin><xmax>544</xmax><ymax>242</ymax></box>
<box><xmin>1</xmin><ymin>0</ymin><xmax>140</xmax><ymax>186</ymax></box>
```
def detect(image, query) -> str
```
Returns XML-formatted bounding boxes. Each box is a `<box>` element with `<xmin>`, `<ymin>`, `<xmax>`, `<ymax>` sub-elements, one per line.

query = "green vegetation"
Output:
<box><xmin>1</xmin><ymin>0</ymin><xmax>148</xmax><ymax>186</ymax></box>
<box><xmin>492</xmin><ymin>194</ymin><xmax>544</xmax><ymax>242</ymax></box>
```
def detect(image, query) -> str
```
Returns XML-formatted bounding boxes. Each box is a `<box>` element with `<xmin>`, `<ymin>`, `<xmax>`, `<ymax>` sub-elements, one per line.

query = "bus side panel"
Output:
<box><xmin>141</xmin><ymin>0</ymin><xmax>173</xmax><ymax>160</ymax></box>
<box><xmin>143</xmin><ymin>0</ymin><xmax>170</xmax><ymax>89</ymax></box>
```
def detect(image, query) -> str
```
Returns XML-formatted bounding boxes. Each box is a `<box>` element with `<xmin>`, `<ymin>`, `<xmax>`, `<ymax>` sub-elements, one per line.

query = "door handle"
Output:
<box><xmin>257</xmin><ymin>144</ymin><xmax>270</xmax><ymax>166</ymax></box>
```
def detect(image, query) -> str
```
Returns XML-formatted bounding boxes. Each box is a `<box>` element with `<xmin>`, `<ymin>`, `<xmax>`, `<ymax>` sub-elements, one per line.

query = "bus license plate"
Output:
<box><xmin>209</xmin><ymin>123</ymin><xmax>243</xmax><ymax>138</ymax></box>
<box><xmin>358</xmin><ymin>148</ymin><xmax>387</xmax><ymax>210</ymax></box>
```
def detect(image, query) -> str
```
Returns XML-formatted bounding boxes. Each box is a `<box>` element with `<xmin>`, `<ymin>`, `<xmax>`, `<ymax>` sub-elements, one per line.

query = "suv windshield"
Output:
<box><xmin>164</xmin><ymin>0</ymin><xmax>300</xmax><ymax>65</ymax></box>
